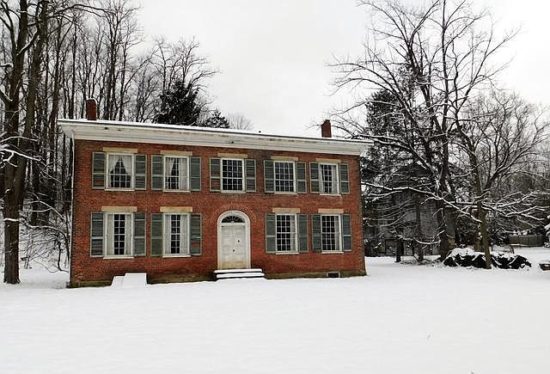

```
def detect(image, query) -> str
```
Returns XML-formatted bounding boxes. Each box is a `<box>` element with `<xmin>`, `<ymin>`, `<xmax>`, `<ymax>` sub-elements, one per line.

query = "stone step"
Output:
<box><xmin>215</xmin><ymin>268</ymin><xmax>265</xmax><ymax>280</ymax></box>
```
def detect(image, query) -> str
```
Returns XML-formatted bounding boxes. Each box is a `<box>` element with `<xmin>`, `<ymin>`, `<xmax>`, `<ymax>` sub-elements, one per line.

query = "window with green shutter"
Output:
<box><xmin>134</xmin><ymin>155</ymin><xmax>147</xmax><ymax>190</ymax></box>
<box><xmin>151</xmin><ymin>155</ymin><xmax>164</xmax><ymax>190</ymax></box>
<box><xmin>296</xmin><ymin>162</ymin><xmax>307</xmax><ymax>193</ymax></box>
<box><xmin>92</xmin><ymin>152</ymin><xmax>105</xmax><ymax>189</ymax></box>
<box><xmin>312</xmin><ymin>214</ymin><xmax>322</xmax><ymax>252</ymax></box>
<box><xmin>342</xmin><ymin>214</ymin><xmax>352</xmax><ymax>251</ymax></box>
<box><xmin>265</xmin><ymin>213</ymin><xmax>276</xmax><ymax>253</ymax></box>
<box><xmin>134</xmin><ymin>213</ymin><xmax>146</xmax><ymax>256</ymax></box>
<box><xmin>298</xmin><ymin>214</ymin><xmax>308</xmax><ymax>252</ymax></box>
<box><xmin>190</xmin><ymin>214</ymin><xmax>202</xmax><ymax>255</ymax></box>
<box><xmin>151</xmin><ymin>213</ymin><xmax>164</xmax><ymax>256</ymax></box>
<box><xmin>339</xmin><ymin>163</ymin><xmax>350</xmax><ymax>194</ymax></box>
<box><xmin>90</xmin><ymin>212</ymin><xmax>104</xmax><ymax>256</ymax></box>
<box><xmin>190</xmin><ymin>157</ymin><xmax>201</xmax><ymax>191</ymax></box>
<box><xmin>245</xmin><ymin>159</ymin><xmax>256</xmax><ymax>192</ymax></box>
<box><xmin>310</xmin><ymin>163</ymin><xmax>320</xmax><ymax>193</ymax></box>
<box><xmin>210</xmin><ymin>158</ymin><xmax>221</xmax><ymax>191</ymax></box>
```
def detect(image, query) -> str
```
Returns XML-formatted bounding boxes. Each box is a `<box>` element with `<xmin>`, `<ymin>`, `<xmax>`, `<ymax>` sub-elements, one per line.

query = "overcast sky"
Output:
<box><xmin>138</xmin><ymin>0</ymin><xmax>550</xmax><ymax>136</ymax></box>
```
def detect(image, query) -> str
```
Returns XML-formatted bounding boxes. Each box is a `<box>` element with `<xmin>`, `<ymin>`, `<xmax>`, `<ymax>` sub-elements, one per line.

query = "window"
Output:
<box><xmin>164</xmin><ymin>214</ymin><xmax>190</xmax><ymax>256</ymax></box>
<box><xmin>274</xmin><ymin>161</ymin><xmax>295</xmax><ymax>192</ymax></box>
<box><xmin>107</xmin><ymin>154</ymin><xmax>133</xmax><ymax>189</ymax></box>
<box><xmin>164</xmin><ymin>156</ymin><xmax>189</xmax><ymax>191</ymax></box>
<box><xmin>276</xmin><ymin>214</ymin><xmax>297</xmax><ymax>252</ymax></box>
<box><xmin>222</xmin><ymin>159</ymin><xmax>244</xmax><ymax>191</ymax></box>
<box><xmin>319</xmin><ymin>163</ymin><xmax>339</xmax><ymax>194</ymax></box>
<box><xmin>321</xmin><ymin>215</ymin><xmax>341</xmax><ymax>252</ymax></box>
<box><xmin>105</xmin><ymin>213</ymin><xmax>133</xmax><ymax>256</ymax></box>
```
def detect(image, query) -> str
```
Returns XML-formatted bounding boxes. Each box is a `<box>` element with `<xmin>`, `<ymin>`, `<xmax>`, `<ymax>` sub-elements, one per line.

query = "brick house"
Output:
<box><xmin>60</xmin><ymin>109</ymin><xmax>369</xmax><ymax>286</ymax></box>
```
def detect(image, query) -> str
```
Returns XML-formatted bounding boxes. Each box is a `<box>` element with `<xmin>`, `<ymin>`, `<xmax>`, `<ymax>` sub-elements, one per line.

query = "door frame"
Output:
<box><xmin>217</xmin><ymin>210</ymin><xmax>251</xmax><ymax>270</ymax></box>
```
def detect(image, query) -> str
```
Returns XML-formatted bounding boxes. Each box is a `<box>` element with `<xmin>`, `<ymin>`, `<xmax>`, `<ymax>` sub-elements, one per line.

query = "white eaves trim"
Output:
<box><xmin>59</xmin><ymin>119</ymin><xmax>371</xmax><ymax>156</ymax></box>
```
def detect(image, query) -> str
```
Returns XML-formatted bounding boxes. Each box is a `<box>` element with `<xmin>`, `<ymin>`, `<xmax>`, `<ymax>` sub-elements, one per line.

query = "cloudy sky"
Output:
<box><xmin>138</xmin><ymin>0</ymin><xmax>550</xmax><ymax>136</ymax></box>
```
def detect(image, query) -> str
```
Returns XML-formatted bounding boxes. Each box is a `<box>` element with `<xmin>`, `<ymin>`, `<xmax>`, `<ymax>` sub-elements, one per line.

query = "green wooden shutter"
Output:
<box><xmin>342</xmin><ymin>214</ymin><xmax>352</xmax><ymax>251</ymax></box>
<box><xmin>92</xmin><ymin>152</ymin><xmax>105</xmax><ymax>189</ymax></box>
<box><xmin>151</xmin><ymin>213</ymin><xmax>163</xmax><ymax>256</ymax></box>
<box><xmin>210</xmin><ymin>158</ymin><xmax>221</xmax><ymax>191</ymax></box>
<box><xmin>134</xmin><ymin>212</ymin><xmax>146</xmax><ymax>256</ymax></box>
<box><xmin>310</xmin><ymin>162</ymin><xmax>320</xmax><ymax>193</ymax></box>
<box><xmin>135</xmin><ymin>155</ymin><xmax>147</xmax><ymax>190</ymax></box>
<box><xmin>265</xmin><ymin>213</ymin><xmax>276</xmax><ymax>253</ymax></box>
<box><xmin>296</xmin><ymin>162</ymin><xmax>307</xmax><ymax>193</ymax></box>
<box><xmin>245</xmin><ymin>159</ymin><xmax>256</xmax><ymax>192</ymax></box>
<box><xmin>340</xmin><ymin>163</ymin><xmax>350</xmax><ymax>194</ymax></box>
<box><xmin>190</xmin><ymin>214</ymin><xmax>202</xmax><ymax>255</ymax></box>
<box><xmin>312</xmin><ymin>214</ymin><xmax>322</xmax><ymax>252</ymax></box>
<box><xmin>264</xmin><ymin>160</ymin><xmax>274</xmax><ymax>193</ymax></box>
<box><xmin>190</xmin><ymin>157</ymin><xmax>201</xmax><ymax>191</ymax></box>
<box><xmin>90</xmin><ymin>212</ymin><xmax>104</xmax><ymax>256</ymax></box>
<box><xmin>298</xmin><ymin>214</ymin><xmax>308</xmax><ymax>253</ymax></box>
<box><xmin>151</xmin><ymin>155</ymin><xmax>164</xmax><ymax>190</ymax></box>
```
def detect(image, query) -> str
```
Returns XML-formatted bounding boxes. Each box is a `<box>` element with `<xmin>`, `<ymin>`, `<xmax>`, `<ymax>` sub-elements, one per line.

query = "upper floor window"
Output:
<box><xmin>164</xmin><ymin>156</ymin><xmax>189</xmax><ymax>191</ymax></box>
<box><xmin>92</xmin><ymin>151</ymin><xmax>146</xmax><ymax>190</ymax></box>
<box><xmin>107</xmin><ymin>154</ymin><xmax>133</xmax><ymax>189</ymax></box>
<box><xmin>222</xmin><ymin>158</ymin><xmax>244</xmax><ymax>191</ymax></box>
<box><xmin>274</xmin><ymin>161</ymin><xmax>295</xmax><ymax>192</ymax></box>
<box><xmin>264</xmin><ymin>160</ymin><xmax>306</xmax><ymax>193</ymax></box>
<box><xmin>319</xmin><ymin>163</ymin><xmax>338</xmax><ymax>194</ymax></box>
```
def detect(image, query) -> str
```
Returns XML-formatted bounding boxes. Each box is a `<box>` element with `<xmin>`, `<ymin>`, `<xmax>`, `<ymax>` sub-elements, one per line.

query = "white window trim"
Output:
<box><xmin>319</xmin><ymin>162</ymin><xmax>340</xmax><ymax>195</ymax></box>
<box><xmin>275</xmin><ymin>213</ymin><xmax>299</xmax><ymax>254</ymax></box>
<box><xmin>320</xmin><ymin>214</ymin><xmax>343</xmax><ymax>253</ymax></box>
<box><xmin>163</xmin><ymin>155</ymin><xmax>190</xmax><ymax>192</ymax></box>
<box><xmin>105</xmin><ymin>153</ymin><xmax>135</xmax><ymax>191</ymax></box>
<box><xmin>221</xmin><ymin>158</ymin><xmax>246</xmax><ymax>193</ymax></box>
<box><xmin>273</xmin><ymin>160</ymin><xmax>296</xmax><ymax>194</ymax></box>
<box><xmin>103</xmin><ymin>212</ymin><xmax>134</xmax><ymax>258</ymax></box>
<box><xmin>162</xmin><ymin>213</ymin><xmax>191</xmax><ymax>257</ymax></box>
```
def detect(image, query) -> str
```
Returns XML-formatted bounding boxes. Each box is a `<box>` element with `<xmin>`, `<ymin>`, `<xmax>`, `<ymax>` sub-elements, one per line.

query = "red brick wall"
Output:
<box><xmin>70</xmin><ymin>140</ymin><xmax>366</xmax><ymax>285</ymax></box>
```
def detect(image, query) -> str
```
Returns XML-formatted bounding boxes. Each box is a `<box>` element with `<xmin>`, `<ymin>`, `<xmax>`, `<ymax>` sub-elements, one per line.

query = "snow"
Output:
<box><xmin>1</xmin><ymin>248</ymin><xmax>550</xmax><ymax>374</ymax></box>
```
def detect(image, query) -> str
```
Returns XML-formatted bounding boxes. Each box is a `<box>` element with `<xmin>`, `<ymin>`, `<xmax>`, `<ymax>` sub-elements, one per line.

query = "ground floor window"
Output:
<box><xmin>105</xmin><ymin>213</ymin><xmax>133</xmax><ymax>256</ymax></box>
<box><xmin>164</xmin><ymin>214</ymin><xmax>190</xmax><ymax>256</ymax></box>
<box><xmin>276</xmin><ymin>214</ymin><xmax>297</xmax><ymax>252</ymax></box>
<box><xmin>321</xmin><ymin>215</ymin><xmax>341</xmax><ymax>252</ymax></box>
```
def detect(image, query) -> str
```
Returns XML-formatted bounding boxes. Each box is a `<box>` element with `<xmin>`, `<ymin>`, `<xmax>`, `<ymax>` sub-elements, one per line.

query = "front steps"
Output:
<box><xmin>214</xmin><ymin>268</ymin><xmax>265</xmax><ymax>280</ymax></box>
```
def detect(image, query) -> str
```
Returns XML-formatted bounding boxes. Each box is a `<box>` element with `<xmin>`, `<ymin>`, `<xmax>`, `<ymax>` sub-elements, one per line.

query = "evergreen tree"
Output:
<box><xmin>154</xmin><ymin>80</ymin><xmax>202</xmax><ymax>126</ymax></box>
<box><xmin>204</xmin><ymin>110</ymin><xmax>230</xmax><ymax>129</ymax></box>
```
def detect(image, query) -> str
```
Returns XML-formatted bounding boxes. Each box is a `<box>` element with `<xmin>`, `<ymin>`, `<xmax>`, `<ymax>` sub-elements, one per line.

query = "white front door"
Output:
<box><xmin>220</xmin><ymin>224</ymin><xmax>247</xmax><ymax>269</ymax></box>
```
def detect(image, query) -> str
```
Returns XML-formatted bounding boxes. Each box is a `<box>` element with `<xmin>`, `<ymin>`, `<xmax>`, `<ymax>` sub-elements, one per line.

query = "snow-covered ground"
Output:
<box><xmin>1</xmin><ymin>248</ymin><xmax>550</xmax><ymax>374</ymax></box>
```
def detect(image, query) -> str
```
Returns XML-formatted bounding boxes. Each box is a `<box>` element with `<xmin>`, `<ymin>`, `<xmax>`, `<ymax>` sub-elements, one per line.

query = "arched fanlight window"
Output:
<box><xmin>222</xmin><ymin>215</ymin><xmax>245</xmax><ymax>223</ymax></box>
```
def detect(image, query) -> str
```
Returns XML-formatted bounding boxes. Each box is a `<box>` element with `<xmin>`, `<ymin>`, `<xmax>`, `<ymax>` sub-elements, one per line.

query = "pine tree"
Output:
<box><xmin>154</xmin><ymin>80</ymin><xmax>201</xmax><ymax>126</ymax></box>
<box><xmin>204</xmin><ymin>110</ymin><xmax>230</xmax><ymax>129</ymax></box>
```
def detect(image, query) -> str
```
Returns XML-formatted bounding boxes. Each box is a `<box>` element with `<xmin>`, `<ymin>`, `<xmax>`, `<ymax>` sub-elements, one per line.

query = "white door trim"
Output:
<box><xmin>217</xmin><ymin>210</ymin><xmax>251</xmax><ymax>270</ymax></box>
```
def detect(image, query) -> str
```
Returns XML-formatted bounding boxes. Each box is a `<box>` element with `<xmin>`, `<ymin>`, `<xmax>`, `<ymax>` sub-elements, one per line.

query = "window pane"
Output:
<box><xmin>320</xmin><ymin>164</ymin><xmax>338</xmax><ymax>194</ymax></box>
<box><xmin>108</xmin><ymin>155</ymin><xmax>132</xmax><ymax>188</ymax></box>
<box><xmin>222</xmin><ymin>159</ymin><xmax>243</xmax><ymax>191</ymax></box>
<box><xmin>164</xmin><ymin>214</ymin><xmax>189</xmax><ymax>255</ymax></box>
<box><xmin>276</xmin><ymin>215</ymin><xmax>296</xmax><ymax>252</ymax></box>
<box><xmin>274</xmin><ymin>162</ymin><xmax>294</xmax><ymax>192</ymax></box>
<box><xmin>108</xmin><ymin>213</ymin><xmax>130</xmax><ymax>256</ymax></box>
<box><xmin>321</xmin><ymin>215</ymin><xmax>340</xmax><ymax>251</ymax></box>
<box><xmin>165</xmin><ymin>157</ymin><xmax>189</xmax><ymax>190</ymax></box>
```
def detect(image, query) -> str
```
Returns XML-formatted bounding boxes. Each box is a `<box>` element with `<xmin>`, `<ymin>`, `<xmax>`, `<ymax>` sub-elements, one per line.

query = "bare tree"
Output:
<box><xmin>333</xmin><ymin>0</ymin><xmax>516</xmax><ymax>260</ymax></box>
<box><xmin>227</xmin><ymin>113</ymin><xmax>254</xmax><ymax>130</ymax></box>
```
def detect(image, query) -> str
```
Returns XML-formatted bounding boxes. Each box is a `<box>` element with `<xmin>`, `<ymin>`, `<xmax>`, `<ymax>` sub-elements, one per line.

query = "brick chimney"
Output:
<box><xmin>86</xmin><ymin>99</ymin><xmax>97</xmax><ymax>121</ymax></box>
<box><xmin>321</xmin><ymin>119</ymin><xmax>332</xmax><ymax>138</ymax></box>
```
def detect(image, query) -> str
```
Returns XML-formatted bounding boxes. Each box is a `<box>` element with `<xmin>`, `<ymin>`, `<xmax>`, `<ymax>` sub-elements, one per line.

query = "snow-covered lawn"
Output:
<box><xmin>1</xmin><ymin>248</ymin><xmax>550</xmax><ymax>374</ymax></box>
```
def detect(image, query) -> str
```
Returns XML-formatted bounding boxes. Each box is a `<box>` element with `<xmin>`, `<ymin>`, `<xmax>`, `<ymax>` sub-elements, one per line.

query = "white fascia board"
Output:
<box><xmin>59</xmin><ymin>119</ymin><xmax>371</xmax><ymax>156</ymax></box>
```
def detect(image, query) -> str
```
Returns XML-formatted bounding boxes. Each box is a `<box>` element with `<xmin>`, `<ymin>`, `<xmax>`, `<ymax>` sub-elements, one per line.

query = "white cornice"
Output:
<box><xmin>59</xmin><ymin>119</ymin><xmax>370</xmax><ymax>156</ymax></box>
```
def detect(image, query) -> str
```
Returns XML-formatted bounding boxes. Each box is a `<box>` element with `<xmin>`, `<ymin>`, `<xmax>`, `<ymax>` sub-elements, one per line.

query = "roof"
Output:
<box><xmin>59</xmin><ymin>119</ymin><xmax>371</xmax><ymax>156</ymax></box>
